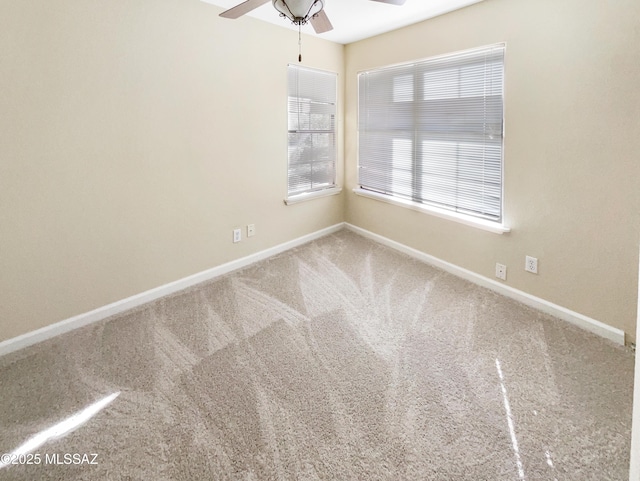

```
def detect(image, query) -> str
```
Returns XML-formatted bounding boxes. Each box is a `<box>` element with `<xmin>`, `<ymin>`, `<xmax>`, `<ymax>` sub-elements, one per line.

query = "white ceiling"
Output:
<box><xmin>201</xmin><ymin>0</ymin><xmax>484</xmax><ymax>44</ymax></box>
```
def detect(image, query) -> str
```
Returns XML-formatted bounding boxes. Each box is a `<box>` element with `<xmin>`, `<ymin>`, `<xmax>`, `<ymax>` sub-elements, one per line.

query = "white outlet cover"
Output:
<box><xmin>495</xmin><ymin>263</ymin><xmax>507</xmax><ymax>281</ymax></box>
<box><xmin>525</xmin><ymin>256</ymin><xmax>538</xmax><ymax>274</ymax></box>
<box><xmin>233</xmin><ymin>229</ymin><xmax>241</xmax><ymax>243</ymax></box>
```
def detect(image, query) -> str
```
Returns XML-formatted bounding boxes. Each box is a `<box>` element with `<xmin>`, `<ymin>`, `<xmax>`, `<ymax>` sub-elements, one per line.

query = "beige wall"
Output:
<box><xmin>345</xmin><ymin>0</ymin><xmax>640</xmax><ymax>339</ymax></box>
<box><xmin>2</xmin><ymin>0</ymin><xmax>639</xmax><ymax>346</ymax></box>
<box><xmin>0</xmin><ymin>0</ymin><xmax>344</xmax><ymax>342</ymax></box>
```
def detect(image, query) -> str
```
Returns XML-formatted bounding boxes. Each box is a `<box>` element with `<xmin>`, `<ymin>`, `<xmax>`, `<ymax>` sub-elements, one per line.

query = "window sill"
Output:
<box><xmin>352</xmin><ymin>187</ymin><xmax>510</xmax><ymax>234</ymax></box>
<box><xmin>285</xmin><ymin>187</ymin><xmax>342</xmax><ymax>205</ymax></box>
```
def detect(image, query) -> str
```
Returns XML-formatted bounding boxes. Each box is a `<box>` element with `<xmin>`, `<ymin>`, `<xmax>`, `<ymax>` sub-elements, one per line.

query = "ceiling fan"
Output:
<box><xmin>219</xmin><ymin>0</ymin><xmax>407</xmax><ymax>35</ymax></box>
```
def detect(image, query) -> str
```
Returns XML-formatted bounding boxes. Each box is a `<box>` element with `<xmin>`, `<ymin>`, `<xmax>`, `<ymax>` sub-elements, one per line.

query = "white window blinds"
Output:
<box><xmin>358</xmin><ymin>44</ymin><xmax>505</xmax><ymax>222</ymax></box>
<box><xmin>287</xmin><ymin>65</ymin><xmax>337</xmax><ymax>197</ymax></box>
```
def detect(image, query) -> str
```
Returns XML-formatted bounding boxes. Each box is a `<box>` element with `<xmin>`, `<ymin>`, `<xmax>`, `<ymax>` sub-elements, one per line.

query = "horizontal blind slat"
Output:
<box><xmin>358</xmin><ymin>44</ymin><xmax>504</xmax><ymax>221</ymax></box>
<box><xmin>288</xmin><ymin>65</ymin><xmax>338</xmax><ymax>196</ymax></box>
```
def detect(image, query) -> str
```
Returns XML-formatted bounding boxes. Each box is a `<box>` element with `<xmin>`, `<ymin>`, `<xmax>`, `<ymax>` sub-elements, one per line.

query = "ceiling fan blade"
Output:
<box><xmin>310</xmin><ymin>10</ymin><xmax>333</xmax><ymax>34</ymax></box>
<box><xmin>219</xmin><ymin>0</ymin><xmax>271</xmax><ymax>19</ymax></box>
<box><xmin>369</xmin><ymin>0</ymin><xmax>406</xmax><ymax>5</ymax></box>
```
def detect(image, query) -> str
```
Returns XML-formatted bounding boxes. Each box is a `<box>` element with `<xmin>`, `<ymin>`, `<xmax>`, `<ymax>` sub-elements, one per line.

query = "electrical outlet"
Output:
<box><xmin>525</xmin><ymin>256</ymin><xmax>538</xmax><ymax>274</ymax></box>
<box><xmin>233</xmin><ymin>228</ymin><xmax>241</xmax><ymax>243</ymax></box>
<box><xmin>247</xmin><ymin>224</ymin><xmax>255</xmax><ymax>237</ymax></box>
<box><xmin>495</xmin><ymin>263</ymin><xmax>507</xmax><ymax>281</ymax></box>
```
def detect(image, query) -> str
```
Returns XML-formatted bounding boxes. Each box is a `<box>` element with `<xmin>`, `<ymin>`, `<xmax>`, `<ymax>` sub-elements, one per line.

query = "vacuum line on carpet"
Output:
<box><xmin>496</xmin><ymin>358</ymin><xmax>526</xmax><ymax>480</ymax></box>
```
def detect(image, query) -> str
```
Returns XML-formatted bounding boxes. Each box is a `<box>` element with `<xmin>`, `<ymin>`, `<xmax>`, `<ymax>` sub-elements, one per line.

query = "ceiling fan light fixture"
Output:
<box><xmin>272</xmin><ymin>0</ymin><xmax>324</xmax><ymax>25</ymax></box>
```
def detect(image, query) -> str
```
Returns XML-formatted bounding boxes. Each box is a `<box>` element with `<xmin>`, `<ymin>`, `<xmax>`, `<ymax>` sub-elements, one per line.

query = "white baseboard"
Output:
<box><xmin>0</xmin><ymin>221</ymin><xmax>625</xmax><ymax>357</ymax></box>
<box><xmin>0</xmin><ymin>223</ymin><xmax>346</xmax><ymax>358</ymax></box>
<box><xmin>345</xmin><ymin>223</ymin><xmax>626</xmax><ymax>346</ymax></box>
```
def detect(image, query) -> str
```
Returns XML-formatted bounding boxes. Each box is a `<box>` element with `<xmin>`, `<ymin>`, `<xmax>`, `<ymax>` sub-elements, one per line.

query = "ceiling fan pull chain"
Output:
<box><xmin>298</xmin><ymin>24</ymin><xmax>302</xmax><ymax>62</ymax></box>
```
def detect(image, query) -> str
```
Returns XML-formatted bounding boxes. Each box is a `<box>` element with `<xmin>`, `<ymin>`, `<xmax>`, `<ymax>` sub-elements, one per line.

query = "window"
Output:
<box><xmin>357</xmin><ymin>44</ymin><xmax>505</xmax><ymax>224</ymax></box>
<box><xmin>286</xmin><ymin>65</ymin><xmax>338</xmax><ymax>201</ymax></box>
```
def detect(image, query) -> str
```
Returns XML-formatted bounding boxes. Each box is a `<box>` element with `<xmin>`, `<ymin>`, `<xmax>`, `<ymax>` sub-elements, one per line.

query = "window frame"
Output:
<box><xmin>355</xmin><ymin>44</ymin><xmax>509</xmax><ymax>233</ymax></box>
<box><xmin>285</xmin><ymin>64</ymin><xmax>341</xmax><ymax>205</ymax></box>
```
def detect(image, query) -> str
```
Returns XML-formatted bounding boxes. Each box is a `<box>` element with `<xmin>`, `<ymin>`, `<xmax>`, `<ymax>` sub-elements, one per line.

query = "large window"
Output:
<box><xmin>287</xmin><ymin>65</ymin><xmax>338</xmax><ymax>200</ymax></box>
<box><xmin>358</xmin><ymin>44</ymin><xmax>505</xmax><ymax>223</ymax></box>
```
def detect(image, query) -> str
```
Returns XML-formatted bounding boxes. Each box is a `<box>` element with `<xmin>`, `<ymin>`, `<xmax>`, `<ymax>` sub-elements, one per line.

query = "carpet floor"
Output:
<box><xmin>0</xmin><ymin>229</ymin><xmax>634</xmax><ymax>480</ymax></box>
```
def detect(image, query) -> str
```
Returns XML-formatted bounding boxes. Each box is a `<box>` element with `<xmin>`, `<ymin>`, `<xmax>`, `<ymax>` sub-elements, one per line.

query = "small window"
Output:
<box><xmin>358</xmin><ymin>44</ymin><xmax>505</xmax><ymax>223</ymax></box>
<box><xmin>287</xmin><ymin>65</ymin><xmax>338</xmax><ymax>200</ymax></box>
